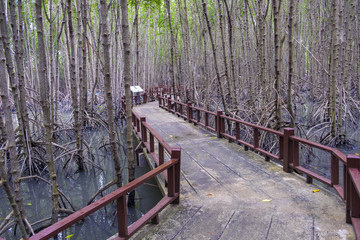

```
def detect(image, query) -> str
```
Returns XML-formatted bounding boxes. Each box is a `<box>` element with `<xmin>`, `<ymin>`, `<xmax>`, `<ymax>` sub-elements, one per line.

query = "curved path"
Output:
<box><xmin>131</xmin><ymin>102</ymin><xmax>354</xmax><ymax>240</ymax></box>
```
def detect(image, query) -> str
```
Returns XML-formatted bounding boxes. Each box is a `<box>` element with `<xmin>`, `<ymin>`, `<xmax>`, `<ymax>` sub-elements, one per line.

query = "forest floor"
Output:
<box><xmin>112</xmin><ymin>101</ymin><xmax>355</xmax><ymax>240</ymax></box>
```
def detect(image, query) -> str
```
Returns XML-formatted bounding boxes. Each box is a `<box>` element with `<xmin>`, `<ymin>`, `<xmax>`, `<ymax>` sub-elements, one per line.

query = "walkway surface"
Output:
<box><xmin>131</xmin><ymin>102</ymin><xmax>355</xmax><ymax>240</ymax></box>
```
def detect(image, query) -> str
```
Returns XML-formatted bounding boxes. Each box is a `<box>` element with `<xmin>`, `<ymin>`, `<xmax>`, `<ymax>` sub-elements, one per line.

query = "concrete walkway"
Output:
<box><xmin>131</xmin><ymin>102</ymin><xmax>355</xmax><ymax>240</ymax></box>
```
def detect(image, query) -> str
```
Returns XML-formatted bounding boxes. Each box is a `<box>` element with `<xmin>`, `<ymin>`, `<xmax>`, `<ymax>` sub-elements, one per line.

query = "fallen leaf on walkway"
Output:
<box><xmin>65</xmin><ymin>234</ymin><xmax>74</xmax><ymax>239</ymax></box>
<box><xmin>312</xmin><ymin>189</ymin><xmax>320</xmax><ymax>193</ymax></box>
<box><xmin>313</xmin><ymin>167</ymin><xmax>318</xmax><ymax>169</ymax></box>
<box><xmin>210</xmin><ymin>137</ymin><xmax>216</xmax><ymax>139</ymax></box>
<box><xmin>27</xmin><ymin>203</ymin><xmax>32</xmax><ymax>206</ymax></box>
<box><xmin>356</xmin><ymin>153</ymin><xmax>359</xmax><ymax>156</ymax></box>
<box><xmin>261</xmin><ymin>199</ymin><xmax>272</xmax><ymax>202</ymax></box>
<box><xmin>206</xmin><ymin>193</ymin><xmax>213</xmax><ymax>197</ymax></box>
<box><xmin>205</xmin><ymin>134</ymin><xmax>209</xmax><ymax>136</ymax></box>
<box><xmin>169</xmin><ymin>135</ymin><xmax>173</xmax><ymax>138</ymax></box>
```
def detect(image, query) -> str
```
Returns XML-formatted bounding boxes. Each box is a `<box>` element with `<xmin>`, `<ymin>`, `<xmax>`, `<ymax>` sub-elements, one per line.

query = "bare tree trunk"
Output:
<box><xmin>67</xmin><ymin>0</ymin><xmax>84</xmax><ymax>169</ymax></box>
<box><xmin>35</xmin><ymin>0</ymin><xmax>60</xmax><ymax>224</ymax></box>
<box><xmin>120</xmin><ymin>0</ymin><xmax>135</xmax><ymax>206</ymax></box>
<box><xmin>0</xmin><ymin>7</ymin><xmax>30</xmax><ymax>234</ymax></box>
<box><xmin>329</xmin><ymin>0</ymin><xmax>339</xmax><ymax>138</ymax></box>
<box><xmin>0</xmin><ymin>152</ymin><xmax>27</xmax><ymax>238</ymax></box>
<box><xmin>287</xmin><ymin>0</ymin><xmax>296</xmax><ymax>128</ymax></box>
<box><xmin>101</xmin><ymin>0</ymin><xmax>123</xmax><ymax>188</ymax></box>
<box><xmin>272</xmin><ymin>0</ymin><xmax>283</xmax><ymax>129</ymax></box>
<box><xmin>223</xmin><ymin>0</ymin><xmax>238</xmax><ymax>109</ymax></box>
<box><xmin>165</xmin><ymin>0</ymin><xmax>177</xmax><ymax>98</ymax></box>
<box><xmin>217</xmin><ymin>0</ymin><xmax>232</xmax><ymax>110</ymax></box>
<box><xmin>202</xmin><ymin>0</ymin><xmax>229</xmax><ymax>113</ymax></box>
<box><xmin>8</xmin><ymin>0</ymin><xmax>31</xmax><ymax>156</ymax></box>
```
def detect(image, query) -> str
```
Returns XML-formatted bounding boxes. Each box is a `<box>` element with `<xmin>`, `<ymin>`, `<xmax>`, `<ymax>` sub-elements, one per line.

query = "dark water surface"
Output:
<box><xmin>0</xmin><ymin>128</ymin><xmax>163</xmax><ymax>240</ymax></box>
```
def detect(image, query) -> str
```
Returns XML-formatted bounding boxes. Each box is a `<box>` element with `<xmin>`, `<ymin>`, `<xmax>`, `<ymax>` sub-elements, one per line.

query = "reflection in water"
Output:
<box><xmin>0</xmin><ymin>127</ymin><xmax>163</xmax><ymax>240</ymax></box>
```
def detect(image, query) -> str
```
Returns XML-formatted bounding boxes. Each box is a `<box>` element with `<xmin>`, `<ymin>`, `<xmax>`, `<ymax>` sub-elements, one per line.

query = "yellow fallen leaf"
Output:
<box><xmin>169</xmin><ymin>135</ymin><xmax>173</xmax><ymax>138</ymax></box>
<box><xmin>27</xmin><ymin>203</ymin><xmax>32</xmax><ymax>206</ymax></box>
<box><xmin>205</xmin><ymin>134</ymin><xmax>209</xmax><ymax>136</ymax></box>
<box><xmin>65</xmin><ymin>234</ymin><xmax>74</xmax><ymax>239</ymax></box>
<box><xmin>210</xmin><ymin>137</ymin><xmax>216</xmax><ymax>139</ymax></box>
<box><xmin>313</xmin><ymin>167</ymin><xmax>318</xmax><ymax>169</ymax></box>
<box><xmin>312</xmin><ymin>189</ymin><xmax>320</xmax><ymax>193</ymax></box>
<box><xmin>356</xmin><ymin>153</ymin><xmax>359</xmax><ymax>156</ymax></box>
<box><xmin>262</xmin><ymin>199</ymin><xmax>272</xmax><ymax>202</ymax></box>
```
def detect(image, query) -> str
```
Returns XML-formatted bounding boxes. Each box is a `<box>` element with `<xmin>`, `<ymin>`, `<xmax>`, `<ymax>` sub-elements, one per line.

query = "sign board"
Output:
<box><xmin>130</xmin><ymin>86</ymin><xmax>144</xmax><ymax>93</ymax></box>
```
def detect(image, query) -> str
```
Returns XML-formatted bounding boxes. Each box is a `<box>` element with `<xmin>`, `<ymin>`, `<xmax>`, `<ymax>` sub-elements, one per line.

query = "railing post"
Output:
<box><xmin>141</xmin><ymin>117</ymin><xmax>147</xmax><ymax>143</ymax></box>
<box><xmin>158</xmin><ymin>95</ymin><xmax>161</xmax><ymax>107</ymax></box>
<box><xmin>345</xmin><ymin>154</ymin><xmax>360</xmax><ymax>223</ymax></box>
<box><xmin>253</xmin><ymin>128</ymin><xmax>259</xmax><ymax>149</ymax></box>
<box><xmin>235</xmin><ymin>122</ymin><xmax>240</xmax><ymax>140</ymax></box>
<box><xmin>159</xmin><ymin>144</ymin><xmax>164</xmax><ymax>165</ymax></box>
<box><xmin>150</xmin><ymin>133</ymin><xmax>154</xmax><ymax>152</ymax></box>
<box><xmin>132</xmin><ymin>112</ymin><xmax>135</xmax><ymax>126</ymax></box>
<box><xmin>331</xmin><ymin>153</ymin><xmax>339</xmax><ymax>186</ymax></box>
<box><xmin>187</xmin><ymin>102</ymin><xmax>192</xmax><ymax>122</ymax></box>
<box><xmin>117</xmin><ymin>195</ymin><xmax>128</xmax><ymax>238</ymax></box>
<box><xmin>135</xmin><ymin>95</ymin><xmax>138</xmax><ymax>105</ymax></box>
<box><xmin>197</xmin><ymin>109</ymin><xmax>201</xmax><ymax>124</ymax></box>
<box><xmin>167</xmin><ymin>97</ymin><xmax>171</xmax><ymax>112</ymax></box>
<box><xmin>143</xmin><ymin>93</ymin><xmax>147</xmax><ymax>103</ymax></box>
<box><xmin>174</xmin><ymin>102</ymin><xmax>178</xmax><ymax>115</ymax></box>
<box><xmin>205</xmin><ymin>112</ymin><xmax>209</xmax><ymax>127</ymax></box>
<box><xmin>170</xmin><ymin>148</ymin><xmax>181</xmax><ymax>204</ymax></box>
<box><xmin>216</xmin><ymin>111</ymin><xmax>223</xmax><ymax>138</ymax></box>
<box><xmin>283</xmin><ymin>128</ymin><xmax>294</xmax><ymax>173</ymax></box>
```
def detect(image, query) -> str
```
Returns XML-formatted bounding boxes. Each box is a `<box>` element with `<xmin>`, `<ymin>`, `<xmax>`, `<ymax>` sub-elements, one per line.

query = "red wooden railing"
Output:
<box><xmin>159</xmin><ymin>95</ymin><xmax>360</xmax><ymax>238</ymax></box>
<box><xmin>26</xmin><ymin>98</ymin><xmax>181</xmax><ymax>240</ymax></box>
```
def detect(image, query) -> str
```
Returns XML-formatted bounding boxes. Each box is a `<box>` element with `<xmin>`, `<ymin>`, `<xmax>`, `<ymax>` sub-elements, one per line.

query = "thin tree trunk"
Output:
<box><xmin>67</xmin><ymin>0</ymin><xmax>84</xmax><ymax>168</ymax></box>
<box><xmin>120</xmin><ymin>0</ymin><xmax>135</xmax><ymax>205</ymax></box>
<box><xmin>272</xmin><ymin>0</ymin><xmax>282</xmax><ymax>129</ymax></box>
<box><xmin>0</xmin><ymin>152</ymin><xmax>27</xmax><ymax>238</ymax></box>
<box><xmin>101</xmin><ymin>0</ymin><xmax>123</xmax><ymax>188</ymax></box>
<box><xmin>165</xmin><ymin>0</ymin><xmax>177</xmax><ymax>99</ymax></box>
<box><xmin>202</xmin><ymin>0</ymin><xmax>229</xmax><ymax>113</ymax></box>
<box><xmin>287</xmin><ymin>0</ymin><xmax>296</xmax><ymax>128</ymax></box>
<box><xmin>0</xmin><ymin>5</ymin><xmax>30</xmax><ymax>232</ymax></box>
<box><xmin>35</xmin><ymin>0</ymin><xmax>60</xmax><ymax>224</ymax></box>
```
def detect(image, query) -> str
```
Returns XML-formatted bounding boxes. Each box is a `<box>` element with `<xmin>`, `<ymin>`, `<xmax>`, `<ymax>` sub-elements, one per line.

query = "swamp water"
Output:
<box><xmin>0</xmin><ymin>126</ymin><xmax>163</xmax><ymax>240</ymax></box>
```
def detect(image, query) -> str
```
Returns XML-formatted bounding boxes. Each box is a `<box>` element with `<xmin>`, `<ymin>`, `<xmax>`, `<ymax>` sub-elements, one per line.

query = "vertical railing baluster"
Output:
<box><xmin>235</xmin><ymin>122</ymin><xmax>240</xmax><ymax>140</ymax></box>
<box><xmin>187</xmin><ymin>102</ymin><xmax>192</xmax><ymax>122</ymax></box>
<box><xmin>168</xmin><ymin>97</ymin><xmax>171</xmax><ymax>112</ymax></box>
<box><xmin>197</xmin><ymin>109</ymin><xmax>201</xmax><ymax>124</ymax></box>
<box><xmin>150</xmin><ymin>133</ymin><xmax>154</xmax><ymax>152</ymax></box>
<box><xmin>205</xmin><ymin>112</ymin><xmax>209</xmax><ymax>127</ymax></box>
<box><xmin>117</xmin><ymin>195</ymin><xmax>128</xmax><ymax>238</ymax></box>
<box><xmin>254</xmin><ymin>128</ymin><xmax>259</xmax><ymax>149</ymax></box>
<box><xmin>159</xmin><ymin>144</ymin><xmax>164</xmax><ymax>165</ymax></box>
<box><xmin>141</xmin><ymin>117</ymin><xmax>147</xmax><ymax>143</ymax></box>
<box><xmin>216</xmin><ymin>111</ymin><xmax>222</xmax><ymax>138</ymax></box>
<box><xmin>171</xmin><ymin>149</ymin><xmax>181</xmax><ymax>204</ymax></box>
<box><xmin>136</xmin><ymin>118</ymin><xmax>140</xmax><ymax>133</ymax></box>
<box><xmin>331</xmin><ymin>153</ymin><xmax>339</xmax><ymax>185</ymax></box>
<box><xmin>283</xmin><ymin>128</ymin><xmax>295</xmax><ymax>173</ymax></box>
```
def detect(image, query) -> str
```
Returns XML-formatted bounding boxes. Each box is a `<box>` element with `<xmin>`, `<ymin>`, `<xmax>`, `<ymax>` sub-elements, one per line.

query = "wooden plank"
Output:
<box><xmin>294</xmin><ymin>166</ymin><xmax>331</xmax><ymax>186</ymax></box>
